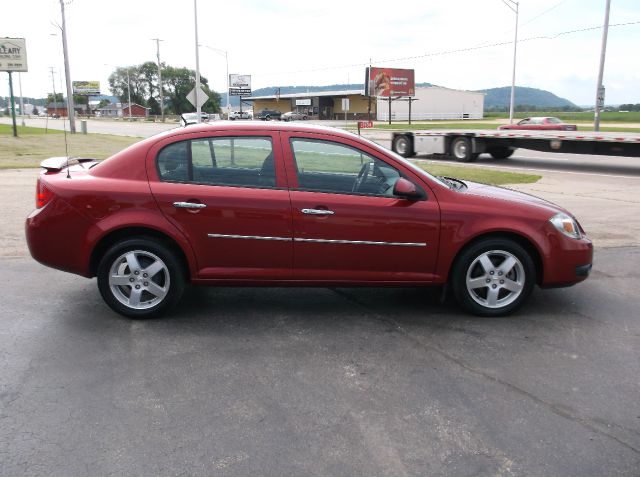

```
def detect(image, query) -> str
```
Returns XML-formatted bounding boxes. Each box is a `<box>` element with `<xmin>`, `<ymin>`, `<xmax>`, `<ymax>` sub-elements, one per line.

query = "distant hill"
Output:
<box><xmin>477</xmin><ymin>86</ymin><xmax>576</xmax><ymax>110</ymax></box>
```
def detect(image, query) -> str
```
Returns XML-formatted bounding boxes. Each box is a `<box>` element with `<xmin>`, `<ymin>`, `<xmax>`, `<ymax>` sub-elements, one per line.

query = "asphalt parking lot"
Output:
<box><xmin>1</xmin><ymin>152</ymin><xmax>640</xmax><ymax>475</ymax></box>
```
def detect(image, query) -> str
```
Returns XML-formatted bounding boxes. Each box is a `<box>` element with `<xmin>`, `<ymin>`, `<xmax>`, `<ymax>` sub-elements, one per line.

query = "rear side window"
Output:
<box><xmin>157</xmin><ymin>137</ymin><xmax>275</xmax><ymax>188</ymax></box>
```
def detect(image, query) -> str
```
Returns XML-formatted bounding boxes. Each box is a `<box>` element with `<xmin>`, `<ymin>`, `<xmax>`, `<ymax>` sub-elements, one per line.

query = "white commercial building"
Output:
<box><xmin>376</xmin><ymin>86</ymin><xmax>484</xmax><ymax>121</ymax></box>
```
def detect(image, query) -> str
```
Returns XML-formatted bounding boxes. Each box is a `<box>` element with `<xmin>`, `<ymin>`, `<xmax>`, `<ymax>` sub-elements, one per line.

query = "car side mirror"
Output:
<box><xmin>393</xmin><ymin>178</ymin><xmax>422</xmax><ymax>200</ymax></box>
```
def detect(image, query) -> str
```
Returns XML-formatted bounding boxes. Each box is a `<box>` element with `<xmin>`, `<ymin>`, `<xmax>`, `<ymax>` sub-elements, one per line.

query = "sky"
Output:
<box><xmin>2</xmin><ymin>0</ymin><xmax>639</xmax><ymax>106</ymax></box>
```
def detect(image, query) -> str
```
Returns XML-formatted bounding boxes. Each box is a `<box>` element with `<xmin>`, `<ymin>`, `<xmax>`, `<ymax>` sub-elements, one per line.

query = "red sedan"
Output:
<box><xmin>26</xmin><ymin>122</ymin><xmax>592</xmax><ymax>318</ymax></box>
<box><xmin>498</xmin><ymin>117</ymin><xmax>578</xmax><ymax>131</ymax></box>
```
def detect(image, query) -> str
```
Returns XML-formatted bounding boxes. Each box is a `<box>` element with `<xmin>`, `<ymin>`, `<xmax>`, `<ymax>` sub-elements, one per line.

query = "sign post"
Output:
<box><xmin>342</xmin><ymin>97</ymin><xmax>349</xmax><ymax>127</ymax></box>
<box><xmin>1</xmin><ymin>37</ymin><xmax>28</xmax><ymax>137</ymax></box>
<box><xmin>229</xmin><ymin>74</ymin><xmax>251</xmax><ymax>115</ymax></box>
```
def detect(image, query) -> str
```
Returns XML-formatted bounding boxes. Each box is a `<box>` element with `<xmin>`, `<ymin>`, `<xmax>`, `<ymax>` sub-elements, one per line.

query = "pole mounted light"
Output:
<box><xmin>594</xmin><ymin>0</ymin><xmax>611</xmax><ymax>132</ymax></box>
<box><xmin>193</xmin><ymin>0</ymin><xmax>202</xmax><ymax>123</ymax></box>
<box><xmin>200</xmin><ymin>45</ymin><xmax>230</xmax><ymax>116</ymax></box>
<box><xmin>503</xmin><ymin>0</ymin><xmax>519</xmax><ymax>124</ymax></box>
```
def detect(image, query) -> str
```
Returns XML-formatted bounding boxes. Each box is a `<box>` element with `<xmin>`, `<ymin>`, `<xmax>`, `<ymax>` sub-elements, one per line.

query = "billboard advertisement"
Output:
<box><xmin>72</xmin><ymin>80</ymin><xmax>101</xmax><ymax>95</ymax></box>
<box><xmin>0</xmin><ymin>38</ymin><xmax>28</xmax><ymax>72</ymax></box>
<box><xmin>229</xmin><ymin>74</ymin><xmax>251</xmax><ymax>96</ymax></box>
<box><xmin>366</xmin><ymin>67</ymin><xmax>415</xmax><ymax>97</ymax></box>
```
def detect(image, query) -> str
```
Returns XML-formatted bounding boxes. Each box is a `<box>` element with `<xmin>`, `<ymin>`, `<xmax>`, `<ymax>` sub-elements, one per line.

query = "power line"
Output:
<box><xmin>255</xmin><ymin>20</ymin><xmax>640</xmax><ymax>77</ymax></box>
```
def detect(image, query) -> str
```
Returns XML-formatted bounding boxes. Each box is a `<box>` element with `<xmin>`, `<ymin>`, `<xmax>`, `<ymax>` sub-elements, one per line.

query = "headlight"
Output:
<box><xmin>549</xmin><ymin>213</ymin><xmax>582</xmax><ymax>239</ymax></box>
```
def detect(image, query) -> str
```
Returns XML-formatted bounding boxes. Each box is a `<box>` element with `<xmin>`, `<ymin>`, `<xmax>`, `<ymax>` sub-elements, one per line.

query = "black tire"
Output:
<box><xmin>489</xmin><ymin>147</ymin><xmax>514</xmax><ymax>159</ymax></box>
<box><xmin>393</xmin><ymin>134</ymin><xmax>414</xmax><ymax>158</ymax></box>
<box><xmin>450</xmin><ymin>137</ymin><xmax>478</xmax><ymax>162</ymax></box>
<box><xmin>265</xmin><ymin>115</ymin><xmax>271</xmax><ymax>121</ymax></box>
<box><xmin>451</xmin><ymin>238</ymin><xmax>535</xmax><ymax>317</ymax></box>
<box><xmin>97</xmin><ymin>237</ymin><xmax>185</xmax><ymax>319</ymax></box>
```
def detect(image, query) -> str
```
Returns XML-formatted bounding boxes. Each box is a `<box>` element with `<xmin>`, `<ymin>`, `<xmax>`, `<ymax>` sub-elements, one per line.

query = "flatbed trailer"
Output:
<box><xmin>390</xmin><ymin>129</ymin><xmax>640</xmax><ymax>161</ymax></box>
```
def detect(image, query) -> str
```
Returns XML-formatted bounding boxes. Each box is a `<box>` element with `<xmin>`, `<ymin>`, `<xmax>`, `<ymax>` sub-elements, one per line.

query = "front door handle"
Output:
<box><xmin>301</xmin><ymin>208</ymin><xmax>335</xmax><ymax>216</ymax></box>
<box><xmin>173</xmin><ymin>201</ymin><xmax>207</xmax><ymax>209</ymax></box>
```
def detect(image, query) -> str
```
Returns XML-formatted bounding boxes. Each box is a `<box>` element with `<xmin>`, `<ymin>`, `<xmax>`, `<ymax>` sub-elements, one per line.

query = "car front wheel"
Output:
<box><xmin>451</xmin><ymin>238</ymin><xmax>535</xmax><ymax>317</ymax></box>
<box><xmin>97</xmin><ymin>237</ymin><xmax>185</xmax><ymax>319</ymax></box>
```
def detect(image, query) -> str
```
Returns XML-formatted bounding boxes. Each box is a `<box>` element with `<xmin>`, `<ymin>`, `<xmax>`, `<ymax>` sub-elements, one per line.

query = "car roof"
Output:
<box><xmin>149</xmin><ymin>121</ymin><xmax>358</xmax><ymax>142</ymax></box>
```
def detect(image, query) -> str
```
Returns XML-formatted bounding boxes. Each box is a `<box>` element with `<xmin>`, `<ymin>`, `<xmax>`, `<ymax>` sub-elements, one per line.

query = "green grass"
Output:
<box><xmin>413</xmin><ymin>161</ymin><xmax>541</xmax><ymax>185</ymax></box>
<box><xmin>0</xmin><ymin>131</ymin><xmax>139</xmax><ymax>169</ymax></box>
<box><xmin>0</xmin><ymin>124</ymin><xmax>63</xmax><ymax>135</ymax></box>
<box><xmin>484</xmin><ymin>111</ymin><xmax>640</xmax><ymax>122</ymax></box>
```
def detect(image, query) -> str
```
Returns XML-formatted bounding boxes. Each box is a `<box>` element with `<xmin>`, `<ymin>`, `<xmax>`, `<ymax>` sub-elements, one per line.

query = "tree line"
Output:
<box><xmin>107</xmin><ymin>61</ymin><xmax>222</xmax><ymax>115</ymax></box>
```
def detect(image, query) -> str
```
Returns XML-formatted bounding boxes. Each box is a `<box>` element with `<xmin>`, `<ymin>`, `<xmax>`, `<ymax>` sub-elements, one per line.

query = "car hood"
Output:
<box><xmin>461</xmin><ymin>180</ymin><xmax>568</xmax><ymax>216</ymax></box>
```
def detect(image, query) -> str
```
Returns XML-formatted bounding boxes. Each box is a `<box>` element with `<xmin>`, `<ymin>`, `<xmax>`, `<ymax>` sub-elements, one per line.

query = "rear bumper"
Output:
<box><xmin>25</xmin><ymin>198</ymin><xmax>93</xmax><ymax>277</ymax></box>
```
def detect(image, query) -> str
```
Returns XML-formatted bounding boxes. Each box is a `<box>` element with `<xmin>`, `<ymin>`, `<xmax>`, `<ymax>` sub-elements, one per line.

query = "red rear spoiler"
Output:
<box><xmin>40</xmin><ymin>157</ymin><xmax>98</xmax><ymax>173</ymax></box>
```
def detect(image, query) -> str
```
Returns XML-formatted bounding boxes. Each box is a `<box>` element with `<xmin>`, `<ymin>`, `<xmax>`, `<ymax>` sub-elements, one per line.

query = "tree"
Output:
<box><xmin>108</xmin><ymin>66</ymin><xmax>146</xmax><ymax>106</ymax></box>
<box><xmin>107</xmin><ymin>61</ymin><xmax>221</xmax><ymax>115</ymax></box>
<box><xmin>47</xmin><ymin>93</ymin><xmax>64</xmax><ymax>104</ymax></box>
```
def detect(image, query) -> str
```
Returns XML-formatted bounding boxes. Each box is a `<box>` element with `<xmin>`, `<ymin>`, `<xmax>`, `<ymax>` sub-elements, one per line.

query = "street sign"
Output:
<box><xmin>229</xmin><ymin>74</ymin><xmax>251</xmax><ymax>96</ymax></box>
<box><xmin>358</xmin><ymin>121</ymin><xmax>373</xmax><ymax>129</ymax></box>
<box><xmin>342</xmin><ymin>98</ymin><xmax>350</xmax><ymax>111</ymax></box>
<box><xmin>186</xmin><ymin>86</ymin><xmax>209</xmax><ymax>109</ymax></box>
<box><xmin>0</xmin><ymin>37</ymin><xmax>28</xmax><ymax>72</ymax></box>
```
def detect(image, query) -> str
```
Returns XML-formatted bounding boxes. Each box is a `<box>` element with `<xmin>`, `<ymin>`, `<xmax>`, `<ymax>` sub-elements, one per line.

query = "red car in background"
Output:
<box><xmin>26</xmin><ymin>122</ymin><xmax>592</xmax><ymax>319</ymax></box>
<box><xmin>499</xmin><ymin>117</ymin><xmax>578</xmax><ymax>131</ymax></box>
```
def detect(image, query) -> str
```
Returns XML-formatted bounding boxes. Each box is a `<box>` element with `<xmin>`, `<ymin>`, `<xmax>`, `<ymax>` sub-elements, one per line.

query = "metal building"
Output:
<box><xmin>376</xmin><ymin>86</ymin><xmax>484</xmax><ymax>121</ymax></box>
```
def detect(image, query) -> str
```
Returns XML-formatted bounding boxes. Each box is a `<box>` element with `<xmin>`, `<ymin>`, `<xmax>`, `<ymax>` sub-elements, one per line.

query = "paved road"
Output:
<box><xmin>1</xmin><ymin>247</ymin><xmax>639</xmax><ymax>476</ymax></box>
<box><xmin>3</xmin><ymin>118</ymin><xmax>640</xmax><ymax>475</ymax></box>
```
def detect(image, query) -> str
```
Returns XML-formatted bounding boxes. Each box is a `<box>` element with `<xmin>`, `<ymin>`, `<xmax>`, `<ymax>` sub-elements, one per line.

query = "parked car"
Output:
<box><xmin>498</xmin><ymin>117</ymin><xmax>578</xmax><ymax>131</ymax></box>
<box><xmin>257</xmin><ymin>109</ymin><xmax>281</xmax><ymax>120</ymax></box>
<box><xmin>229</xmin><ymin>111</ymin><xmax>252</xmax><ymax>120</ymax></box>
<box><xmin>26</xmin><ymin>122</ymin><xmax>592</xmax><ymax>319</ymax></box>
<box><xmin>282</xmin><ymin>111</ymin><xmax>308</xmax><ymax>121</ymax></box>
<box><xmin>181</xmin><ymin>112</ymin><xmax>210</xmax><ymax>125</ymax></box>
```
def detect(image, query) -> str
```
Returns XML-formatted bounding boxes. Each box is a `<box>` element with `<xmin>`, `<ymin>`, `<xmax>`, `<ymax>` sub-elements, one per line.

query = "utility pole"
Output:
<box><xmin>49</xmin><ymin>67</ymin><xmax>58</xmax><ymax>118</ymax></box>
<box><xmin>126</xmin><ymin>68</ymin><xmax>132</xmax><ymax>121</ymax></box>
<box><xmin>594</xmin><ymin>0</ymin><xmax>611</xmax><ymax>132</ymax></box>
<box><xmin>18</xmin><ymin>72</ymin><xmax>25</xmax><ymax>126</ymax></box>
<box><xmin>193</xmin><ymin>0</ymin><xmax>202</xmax><ymax>123</ymax></box>
<box><xmin>503</xmin><ymin>0</ymin><xmax>519</xmax><ymax>124</ymax></box>
<box><xmin>59</xmin><ymin>0</ymin><xmax>76</xmax><ymax>133</ymax></box>
<box><xmin>152</xmin><ymin>38</ymin><xmax>165</xmax><ymax>122</ymax></box>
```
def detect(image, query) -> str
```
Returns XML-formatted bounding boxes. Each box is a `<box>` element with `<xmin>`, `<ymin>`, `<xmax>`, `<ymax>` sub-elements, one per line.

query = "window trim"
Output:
<box><xmin>288</xmin><ymin>137</ymin><xmax>426</xmax><ymax>200</ymax></box>
<box><xmin>156</xmin><ymin>135</ymin><xmax>281</xmax><ymax>190</ymax></box>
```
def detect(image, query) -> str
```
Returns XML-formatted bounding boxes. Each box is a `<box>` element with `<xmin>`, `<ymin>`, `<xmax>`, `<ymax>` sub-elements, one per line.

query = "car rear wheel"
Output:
<box><xmin>451</xmin><ymin>238</ymin><xmax>535</xmax><ymax>317</ymax></box>
<box><xmin>97</xmin><ymin>237</ymin><xmax>185</xmax><ymax>319</ymax></box>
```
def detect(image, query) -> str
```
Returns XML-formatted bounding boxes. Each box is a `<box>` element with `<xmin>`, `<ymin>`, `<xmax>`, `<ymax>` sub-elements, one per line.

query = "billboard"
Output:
<box><xmin>366</xmin><ymin>67</ymin><xmax>415</xmax><ymax>97</ymax></box>
<box><xmin>72</xmin><ymin>81</ymin><xmax>101</xmax><ymax>95</ymax></box>
<box><xmin>229</xmin><ymin>74</ymin><xmax>251</xmax><ymax>96</ymax></box>
<box><xmin>0</xmin><ymin>37</ymin><xmax>28</xmax><ymax>72</ymax></box>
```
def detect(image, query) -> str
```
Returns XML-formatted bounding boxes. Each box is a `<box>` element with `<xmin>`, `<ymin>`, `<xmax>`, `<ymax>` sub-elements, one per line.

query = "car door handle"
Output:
<box><xmin>173</xmin><ymin>201</ymin><xmax>207</xmax><ymax>209</ymax></box>
<box><xmin>301</xmin><ymin>208</ymin><xmax>335</xmax><ymax>216</ymax></box>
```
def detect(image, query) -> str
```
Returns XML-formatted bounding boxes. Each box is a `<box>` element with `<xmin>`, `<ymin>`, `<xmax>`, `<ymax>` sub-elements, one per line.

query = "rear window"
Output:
<box><xmin>157</xmin><ymin>137</ymin><xmax>275</xmax><ymax>188</ymax></box>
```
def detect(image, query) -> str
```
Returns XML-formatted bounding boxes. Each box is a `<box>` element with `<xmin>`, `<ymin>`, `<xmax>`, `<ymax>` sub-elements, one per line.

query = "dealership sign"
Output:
<box><xmin>72</xmin><ymin>81</ymin><xmax>101</xmax><ymax>95</ymax></box>
<box><xmin>0</xmin><ymin>37</ymin><xmax>28</xmax><ymax>72</ymax></box>
<box><xmin>229</xmin><ymin>74</ymin><xmax>251</xmax><ymax>96</ymax></box>
<box><xmin>366</xmin><ymin>67</ymin><xmax>414</xmax><ymax>97</ymax></box>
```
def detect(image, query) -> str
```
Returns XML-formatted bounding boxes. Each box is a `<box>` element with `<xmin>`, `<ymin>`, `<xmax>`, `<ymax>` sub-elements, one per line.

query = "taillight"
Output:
<box><xmin>36</xmin><ymin>178</ymin><xmax>53</xmax><ymax>208</ymax></box>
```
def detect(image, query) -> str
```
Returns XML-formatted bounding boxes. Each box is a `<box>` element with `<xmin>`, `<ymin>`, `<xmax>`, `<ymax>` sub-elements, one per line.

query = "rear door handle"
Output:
<box><xmin>301</xmin><ymin>208</ymin><xmax>334</xmax><ymax>216</ymax></box>
<box><xmin>173</xmin><ymin>201</ymin><xmax>207</xmax><ymax>209</ymax></box>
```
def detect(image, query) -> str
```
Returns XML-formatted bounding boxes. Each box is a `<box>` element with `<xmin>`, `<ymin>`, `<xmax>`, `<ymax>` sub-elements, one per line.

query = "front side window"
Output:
<box><xmin>157</xmin><ymin>137</ymin><xmax>275</xmax><ymax>188</ymax></box>
<box><xmin>291</xmin><ymin>138</ymin><xmax>401</xmax><ymax>196</ymax></box>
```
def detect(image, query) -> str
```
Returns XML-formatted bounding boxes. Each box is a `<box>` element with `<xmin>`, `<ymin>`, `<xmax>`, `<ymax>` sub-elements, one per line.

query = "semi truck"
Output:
<box><xmin>389</xmin><ymin>129</ymin><xmax>640</xmax><ymax>161</ymax></box>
